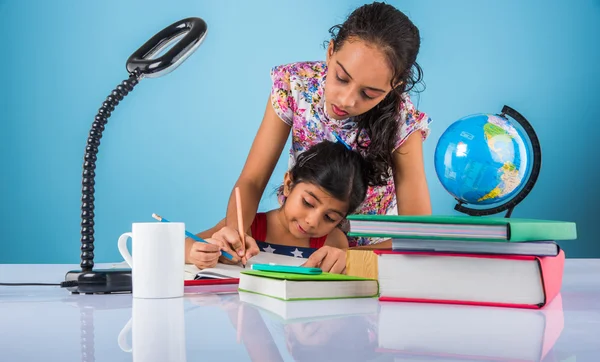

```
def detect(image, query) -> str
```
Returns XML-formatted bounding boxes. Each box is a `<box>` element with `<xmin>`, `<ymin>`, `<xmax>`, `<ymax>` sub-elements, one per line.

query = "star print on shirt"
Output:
<box><xmin>255</xmin><ymin>241</ymin><xmax>317</xmax><ymax>258</ymax></box>
<box><xmin>263</xmin><ymin>245</ymin><xmax>276</xmax><ymax>253</ymax></box>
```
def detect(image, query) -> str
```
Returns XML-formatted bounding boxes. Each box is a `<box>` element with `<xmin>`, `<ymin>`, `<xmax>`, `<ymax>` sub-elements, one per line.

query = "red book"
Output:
<box><xmin>184</xmin><ymin>278</ymin><xmax>239</xmax><ymax>294</ymax></box>
<box><xmin>184</xmin><ymin>278</ymin><xmax>239</xmax><ymax>286</ymax></box>
<box><xmin>375</xmin><ymin>249</ymin><xmax>564</xmax><ymax>309</ymax></box>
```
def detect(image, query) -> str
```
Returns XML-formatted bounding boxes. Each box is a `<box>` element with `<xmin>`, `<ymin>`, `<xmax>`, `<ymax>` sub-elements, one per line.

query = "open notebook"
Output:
<box><xmin>184</xmin><ymin>252</ymin><xmax>308</xmax><ymax>280</ymax></box>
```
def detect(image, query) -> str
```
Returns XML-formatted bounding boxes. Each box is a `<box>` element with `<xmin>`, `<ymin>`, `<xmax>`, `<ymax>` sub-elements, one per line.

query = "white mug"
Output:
<box><xmin>118</xmin><ymin>222</ymin><xmax>185</xmax><ymax>298</ymax></box>
<box><xmin>118</xmin><ymin>297</ymin><xmax>187</xmax><ymax>362</ymax></box>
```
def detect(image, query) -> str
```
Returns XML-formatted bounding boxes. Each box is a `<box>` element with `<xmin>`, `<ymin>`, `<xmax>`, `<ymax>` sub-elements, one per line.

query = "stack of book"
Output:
<box><xmin>347</xmin><ymin>215</ymin><xmax>577</xmax><ymax>309</ymax></box>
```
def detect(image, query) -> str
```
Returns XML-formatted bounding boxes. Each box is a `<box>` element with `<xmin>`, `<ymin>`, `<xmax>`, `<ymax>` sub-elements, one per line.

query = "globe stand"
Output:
<box><xmin>455</xmin><ymin>200</ymin><xmax>517</xmax><ymax>218</ymax></box>
<box><xmin>453</xmin><ymin>105</ymin><xmax>541</xmax><ymax>218</ymax></box>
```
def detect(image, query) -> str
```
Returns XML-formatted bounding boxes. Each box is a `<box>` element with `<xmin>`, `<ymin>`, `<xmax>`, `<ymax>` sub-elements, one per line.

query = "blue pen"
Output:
<box><xmin>152</xmin><ymin>213</ymin><xmax>234</xmax><ymax>261</ymax></box>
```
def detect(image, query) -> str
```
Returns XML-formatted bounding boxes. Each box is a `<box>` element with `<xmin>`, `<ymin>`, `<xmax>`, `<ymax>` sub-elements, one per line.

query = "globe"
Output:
<box><xmin>434</xmin><ymin>106</ymin><xmax>541</xmax><ymax>216</ymax></box>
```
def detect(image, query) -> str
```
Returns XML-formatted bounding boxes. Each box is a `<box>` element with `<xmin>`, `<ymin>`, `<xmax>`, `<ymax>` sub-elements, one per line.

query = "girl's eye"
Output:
<box><xmin>302</xmin><ymin>199</ymin><xmax>313</xmax><ymax>208</ymax></box>
<box><xmin>335</xmin><ymin>74</ymin><xmax>348</xmax><ymax>83</ymax></box>
<box><xmin>362</xmin><ymin>91</ymin><xmax>375</xmax><ymax>100</ymax></box>
<box><xmin>324</xmin><ymin>215</ymin><xmax>336</xmax><ymax>223</ymax></box>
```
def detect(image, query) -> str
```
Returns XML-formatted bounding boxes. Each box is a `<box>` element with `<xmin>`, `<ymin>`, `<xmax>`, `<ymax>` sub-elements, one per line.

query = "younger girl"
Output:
<box><xmin>212</xmin><ymin>2</ymin><xmax>433</xmax><ymax>264</ymax></box>
<box><xmin>186</xmin><ymin>140</ymin><xmax>375</xmax><ymax>274</ymax></box>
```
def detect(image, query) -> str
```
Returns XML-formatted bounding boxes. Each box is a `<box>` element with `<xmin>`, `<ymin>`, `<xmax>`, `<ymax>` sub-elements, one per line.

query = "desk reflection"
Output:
<box><xmin>119</xmin><ymin>297</ymin><xmax>186</xmax><ymax>362</ymax></box>
<box><xmin>185</xmin><ymin>292</ymin><xmax>564</xmax><ymax>362</ymax></box>
<box><xmin>187</xmin><ymin>292</ymin><xmax>379</xmax><ymax>362</ymax></box>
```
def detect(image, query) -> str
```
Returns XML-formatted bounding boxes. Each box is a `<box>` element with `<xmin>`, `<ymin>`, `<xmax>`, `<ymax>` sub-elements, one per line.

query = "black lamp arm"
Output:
<box><xmin>79</xmin><ymin>17</ymin><xmax>207</xmax><ymax>271</ymax></box>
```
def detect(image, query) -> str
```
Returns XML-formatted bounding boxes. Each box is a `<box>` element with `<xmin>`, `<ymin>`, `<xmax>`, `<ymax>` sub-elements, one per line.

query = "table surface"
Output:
<box><xmin>1</xmin><ymin>260</ymin><xmax>599</xmax><ymax>362</ymax></box>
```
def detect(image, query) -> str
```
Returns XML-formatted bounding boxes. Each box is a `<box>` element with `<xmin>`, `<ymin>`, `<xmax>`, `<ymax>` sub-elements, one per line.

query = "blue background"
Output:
<box><xmin>1</xmin><ymin>0</ymin><xmax>598</xmax><ymax>263</ymax></box>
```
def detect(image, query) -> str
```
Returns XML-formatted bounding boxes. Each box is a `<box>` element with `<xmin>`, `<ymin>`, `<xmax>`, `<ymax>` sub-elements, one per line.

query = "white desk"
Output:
<box><xmin>1</xmin><ymin>260</ymin><xmax>599</xmax><ymax>362</ymax></box>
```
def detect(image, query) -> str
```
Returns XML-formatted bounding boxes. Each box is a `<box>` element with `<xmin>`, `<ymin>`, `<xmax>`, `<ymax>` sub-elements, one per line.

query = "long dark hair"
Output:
<box><xmin>329</xmin><ymin>1</ymin><xmax>424</xmax><ymax>185</ymax></box>
<box><xmin>287</xmin><ymin>140</ymin><xmax>375</xmax><ymax>214</ymax></box>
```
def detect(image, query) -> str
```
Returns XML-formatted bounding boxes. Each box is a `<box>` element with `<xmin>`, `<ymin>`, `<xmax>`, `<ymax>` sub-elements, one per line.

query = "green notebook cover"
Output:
<box><xmin>239</xmin><ymin>270</ymin><xmax>379</xmax><ymax>301</ymax></box>
<box><xmin>240</xmin><ymin>270</ymin><xmax>375</xmax><ymax>282</ymax></box>
<box><xmin>346</xmin><ymin>214</ymin><xmax>577</xmax><ymax>242</ymax></box>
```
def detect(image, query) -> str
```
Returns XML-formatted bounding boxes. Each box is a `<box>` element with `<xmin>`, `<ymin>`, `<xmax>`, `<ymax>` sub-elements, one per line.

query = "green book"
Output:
<box><xmin>346</xmin><ymin>214</ymin><xmax>577</xmax><ymax>242</ymax></box>
<box><xmin>238</xmin><ymin>270</ymin><xmax>379</xmax><ymax>301</ymax></box>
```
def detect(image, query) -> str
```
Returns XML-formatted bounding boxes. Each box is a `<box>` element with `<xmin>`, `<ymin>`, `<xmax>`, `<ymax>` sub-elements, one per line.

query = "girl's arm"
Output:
<box><xmin>392</xmin><ymin>131</ymin><xmax>432</xmax><ymax>215</ymax></box>
<box><xmin>222</xmin><ymin>96</ymin><xmax>291</xmax><ymax>255</ymax></box>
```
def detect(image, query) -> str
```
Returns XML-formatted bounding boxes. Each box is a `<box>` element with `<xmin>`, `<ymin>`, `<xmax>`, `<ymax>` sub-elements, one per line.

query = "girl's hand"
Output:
<box><xmin>188</xmin><ymin>238</ymin><xmax>232</xmax><ymax>269</ymax></box>
<box><xmin>302</xmin><ymin>246</ymin><xmax>346</xmax><ymax>274</ymax></box>
<box><xmin>211</xmin><ymin>226</ymin><xmax>260</xmax><ymax>264</ymax></box>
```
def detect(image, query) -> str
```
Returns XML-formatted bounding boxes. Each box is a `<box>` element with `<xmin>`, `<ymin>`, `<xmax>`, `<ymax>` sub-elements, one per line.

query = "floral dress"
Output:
<box><xmin>271</xmin><ymin>61</ymin><xmax>431</xmax><ymax>246</ymax></box>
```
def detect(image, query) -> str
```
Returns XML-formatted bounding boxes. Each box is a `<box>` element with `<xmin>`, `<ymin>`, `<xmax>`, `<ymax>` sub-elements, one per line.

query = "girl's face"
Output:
<box><xmin>281</xmin><ymin>175</ymin><xmax>349</xmax><ymax>239</ymax></box>
<box><xmin>325</xmin><ymin>38</ymin><xmax>395</xmax><ymax>120</ymax></box>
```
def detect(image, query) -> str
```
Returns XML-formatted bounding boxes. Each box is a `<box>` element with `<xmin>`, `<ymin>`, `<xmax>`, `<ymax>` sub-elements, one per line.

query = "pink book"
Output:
<box><xmin>375</xmin><ymin>249</ymin><xmax>565</xmax><ymax>309</ymax></box>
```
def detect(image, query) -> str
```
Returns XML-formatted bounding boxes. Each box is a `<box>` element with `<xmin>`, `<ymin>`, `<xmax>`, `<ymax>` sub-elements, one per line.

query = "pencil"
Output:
<box><xmin>234</xmin><ymin>187</ymin><xmax>246</xmax><ymax>268</ymax></box>
<box><xmin>151</xmin><ymin>213</ymin><xmax>234</xmax><ymax>261</ymax></box>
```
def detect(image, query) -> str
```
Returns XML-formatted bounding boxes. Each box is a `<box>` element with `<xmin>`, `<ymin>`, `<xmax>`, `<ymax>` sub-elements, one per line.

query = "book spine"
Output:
<box><xmin>508</xmin><ymin>222</ymin><xmax>577</xmax><ymax>241</ymax></box>
<box><xmin>536</xmin><ymin>250</ymin><xmax>565</xmax><ymax>306</ymax></box>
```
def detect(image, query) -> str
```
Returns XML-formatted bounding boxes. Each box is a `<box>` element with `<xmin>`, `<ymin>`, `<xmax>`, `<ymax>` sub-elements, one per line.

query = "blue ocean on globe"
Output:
<box><xmin>434</xmin><ymin>113</ymin><xmax>531</xmax><ymax>205</ymax></box>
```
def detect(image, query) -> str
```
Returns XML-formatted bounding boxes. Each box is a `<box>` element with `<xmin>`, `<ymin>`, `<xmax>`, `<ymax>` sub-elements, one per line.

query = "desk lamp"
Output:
<box><xmin>64</xmin><ymin>17</ymin><xmax>207</xmax><ymax>294</ymax></box>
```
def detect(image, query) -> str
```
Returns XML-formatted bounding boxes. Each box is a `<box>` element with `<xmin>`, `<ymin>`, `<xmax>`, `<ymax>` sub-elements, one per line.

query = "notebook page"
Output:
<box><xmin>185</xmin><ymin>252</ymin><xmax>308</xmax><ymax>279</ymax></box>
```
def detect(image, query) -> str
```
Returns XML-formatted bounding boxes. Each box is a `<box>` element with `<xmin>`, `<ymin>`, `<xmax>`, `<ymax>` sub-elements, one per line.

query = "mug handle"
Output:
<box><xmin>117</xmin><ymin>317</ymin><xmax>133</xmax><ymax>352</ymax></box>
<box><xmin>118</xmin><ymin>232</ymin><xmax>133</xmax><ymax>268</ymax></box>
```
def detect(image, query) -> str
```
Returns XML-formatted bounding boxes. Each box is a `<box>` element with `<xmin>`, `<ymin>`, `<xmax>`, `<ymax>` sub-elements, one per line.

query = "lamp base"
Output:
<box><xmin>65</xmin><ymin>269</ymin><xmax>132</xmax><ymax>294</ymax></box>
